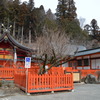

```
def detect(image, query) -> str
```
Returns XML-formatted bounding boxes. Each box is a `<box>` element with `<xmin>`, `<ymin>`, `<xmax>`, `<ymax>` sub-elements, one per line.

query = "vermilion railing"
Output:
<box><xmin>14</xmin><ymin>72</ymin><xmax>73</xmax><ymax>93</ymax></box>
<box><xmin>0</xmin><ymin>67</ymin><xmax>100</xmax><ymax>80</ymax></box>
<box><xmin>14</xmin><ymin>73</ymin><xmax>26</xmax><ymax>89</ymax></box>
<box><xmin>65</xmin><ymin>67</ymin><xmax>79</xmax><ymax>72</ymax></box>
<box><xmin>0</xmin><ymin>68</ymin><xmax>14</xmax><ymax>80</ymax></box>
<box><xmin>80</xmin><ymin>69</ymin><xmax>100</xmax><ymax>78</ymax></box>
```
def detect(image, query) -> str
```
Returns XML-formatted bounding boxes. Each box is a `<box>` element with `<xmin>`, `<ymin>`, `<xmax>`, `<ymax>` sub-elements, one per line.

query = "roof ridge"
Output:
<box><xmin>0</xmin><ymin>32</ymin><xmax>33</xmax><ymax>53</ymax></box>
<box><xmin>78</xmin><ymin>47</ymin><xmax>100</xmax><ymax>53</ymax></box>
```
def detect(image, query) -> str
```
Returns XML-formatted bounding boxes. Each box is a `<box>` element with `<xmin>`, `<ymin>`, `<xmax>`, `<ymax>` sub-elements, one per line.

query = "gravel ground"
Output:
<box><xmin>0</xmin><ymin>83</ymin><xmax>100</xmax><ymax>100</ymax></box>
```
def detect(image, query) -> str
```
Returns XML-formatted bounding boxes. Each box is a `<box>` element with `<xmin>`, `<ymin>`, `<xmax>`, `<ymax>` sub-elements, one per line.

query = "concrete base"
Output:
<box><xmin>27</xmin><ymin>93</ymin><xmax>30</xmax><ymax>95</ymax></box>
<box><xmin>71</xmin><ymin>89</ymin><xmax>75</xmax><ymax>92</ymax></box>
<box><xmin>51</xmin><ymin>91</ymin><xmax>54</xmax><ymax>93</ymax></box>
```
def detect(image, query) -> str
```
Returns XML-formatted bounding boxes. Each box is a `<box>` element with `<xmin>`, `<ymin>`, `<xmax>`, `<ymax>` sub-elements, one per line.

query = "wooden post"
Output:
<box><xmin>26</xmin><ymin>68</ymin><xmax>30</xmax><ymax>95</ymax></box>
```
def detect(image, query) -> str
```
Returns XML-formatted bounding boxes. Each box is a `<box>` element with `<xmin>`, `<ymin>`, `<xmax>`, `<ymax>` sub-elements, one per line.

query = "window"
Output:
<box><xmin>84</xmin><ymin>67</ymin><xmax>90</xmax><ymax>69</ymax></box>
<box><xmin>77</xmin><ymin>67</ymin><xmax>82</xmax><ymax>69</ymax></box>
<box><xmin>77</xmin><ymin>60</ymin><xmax>82</xmax><ymax>66</ymax></box>
<box><xmin>69</xmin><ymin>62</ymin><xmax>72</xmax><ymax>67</ymax></box>
<box><xmin>84</xmin><ymin>59</ymin><xmax>89</xmax><ymax>66</ymax></box>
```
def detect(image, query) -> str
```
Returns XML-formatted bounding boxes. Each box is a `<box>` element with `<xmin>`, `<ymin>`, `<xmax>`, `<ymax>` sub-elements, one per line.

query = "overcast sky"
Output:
<box><xmin>21</xmin><ymin>0</ymin><xmax>100</xmax><ymax>26</ymax></box>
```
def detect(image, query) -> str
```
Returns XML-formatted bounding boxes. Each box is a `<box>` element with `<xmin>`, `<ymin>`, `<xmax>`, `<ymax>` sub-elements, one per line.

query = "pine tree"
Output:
<box><xmin>46</xmin><ymin>9</ymin><xmax>55</xmax><ymax>20</ymax></box>
<box><xmin>84</xmin><ymin>19</ymin><xmax>100</xmax><ymax>41</ymax></box>
<box><xmin>0</xmin><ymin>0</ymin><xmax>9</xmax><ymax>24</ymax></box>
<box><xmin>31</xmin><ymin>5</ymin><xmax>45</xmax><ymax>36</ymax></box>
<box><xmin>90</xmin><ymin>19</ymin><xmax>99</xmax><ymax>36</ymax></box>
<box><xmin>56</xmin><ymin>0</ymin><xmax>77</xmax><ymax>20</ymax></box>
<box><xmin>28</xmin><ymin>0</ymin><xmax>34</xmax><ymax>11</ymax></box>
<box><xmin>8</xmin><ymin>0</ymin><xmax>20</xmax><ymax>37</ymax></box>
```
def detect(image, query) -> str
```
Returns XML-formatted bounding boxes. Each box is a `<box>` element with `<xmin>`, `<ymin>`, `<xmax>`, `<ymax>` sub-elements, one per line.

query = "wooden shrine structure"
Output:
<box><xmin>0</xmin><ymin>32</ymin><xmax>33</xmax><ymax>68</ymax></box>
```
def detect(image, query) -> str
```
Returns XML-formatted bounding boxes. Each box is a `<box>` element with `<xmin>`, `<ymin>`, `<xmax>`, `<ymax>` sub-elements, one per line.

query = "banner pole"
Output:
<box><xmin>25</xmin><ymin>57</ymin><xmax>31</xmax><ymax>95</ymax></box>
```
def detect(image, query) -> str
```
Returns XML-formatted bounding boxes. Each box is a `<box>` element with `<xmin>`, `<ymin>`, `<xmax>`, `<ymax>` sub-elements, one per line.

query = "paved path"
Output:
<box><xmin>0</xmin><ymin>84</ymin><xmax>100</xmax><ymax>100</ymax></box>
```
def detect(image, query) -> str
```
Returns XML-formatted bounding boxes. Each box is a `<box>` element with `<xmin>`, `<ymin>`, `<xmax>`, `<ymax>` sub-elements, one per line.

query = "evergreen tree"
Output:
<box><xmin>28</xmin><ymin>0</ymin><xmax>34</xmax><ymax>10</ymax></box>
<box><xmin>0</xmin><ymin>0</ymin><xmax>9</xmax><ymax>24</ymax></box>
<box><xmin>8</xmin><ymin>0</ymin><xmax>20</xmax><ymax>36</ymax></box>
<box><xmin>90</xmin><ymin>19</ymin><xmax>99</xmax><ymax>36</ymax></box>
<box><xmin>43</xmin><ymin>9</ymin><xmax>57</xmax><ymax>30</ymax></box>
<box><xmin>46</xmin><ymin>9</ymin><xmax>55</xmax><ymax>20</ymax></box>
<box><xmin>32</xmin><ymin>5</ymin><xmax>45</xmax><ymax>36</ymax></box>
<box><xmin>84</xmin><ymin>19</ymin><xmax>100</xmax><ymax>41</ymax></box>
<box><xmin>55</xmin><ymin>0</ymin><xmax>89</xmax><ymax>43</ymax></box>
<box><xmin>56</xmin><ymin>0</ymin><xmax>77</xmax><ymax>20</ymax></box>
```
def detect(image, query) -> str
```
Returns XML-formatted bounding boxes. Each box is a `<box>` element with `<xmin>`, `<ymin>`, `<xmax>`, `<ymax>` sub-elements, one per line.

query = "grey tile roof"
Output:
<box><xmin>66</xmin><ymin>45</ymin><xmax>86</xmax><ymax>55</ymax></box>
<box><xmin>0</xmin><ymin>32</ymin><xmax>33</xmax><ymax>53</ymax></box>
<box><xmin>75</xmin><ymin>47</ymin><xmax>100</xmax><ymax>57</ymax></box>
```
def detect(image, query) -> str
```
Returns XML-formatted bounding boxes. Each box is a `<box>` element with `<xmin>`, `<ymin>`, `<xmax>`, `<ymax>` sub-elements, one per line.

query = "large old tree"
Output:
<box><xmin>32</xmin><ymin>29</ymin><xmax>78</xmax><ymax>74</ymax></box>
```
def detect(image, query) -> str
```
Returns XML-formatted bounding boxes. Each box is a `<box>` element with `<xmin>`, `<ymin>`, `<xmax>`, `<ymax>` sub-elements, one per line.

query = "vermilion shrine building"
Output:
<box><xmin>68</xmin><ymin>47</ymin><xmax>100</xmax><ymax>70</ymax></box>
<box><xmin>0</xmin><ymin>32</ymin><xmax>32</xmax><ymax>68</ymax></box>
<box><xmin>0</xmin><ymin>31</ymin><xmax>100</xmax><ymax>71</ymax></box>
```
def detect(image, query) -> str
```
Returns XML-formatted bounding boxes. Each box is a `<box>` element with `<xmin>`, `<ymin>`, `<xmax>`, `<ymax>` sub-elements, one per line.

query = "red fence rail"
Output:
<box><xmin>0</xmin><ymin>68</ymin><xmax>15</xmax><ymax>80</ymax></box>
<box><xmin>14</xmin><ymin>72</ymin><xmax>73</xmax><ymax>93</ymax></box>
<box><xmin>80</xmin><ymin>69</ymin><xmax>100</xmax><ymax>78</ymax></box>
<box><xmin>14</xmin><ymin>73</ymin><xmax>26</xmax><ymax>90</ymax></box>
<box><xmin>0</xmin><ymin>67</ymin><xmax>100</xmax><ymax>82</ymax></box>
<box><xmin>0</xmin><ymin>67</ymin><xmax>39</xmax><ymax>80</ymax></box>
<box><xmin>65</xmin><ymin>67</ymin><xmax>79</xmax><ymax>72</ymax></box>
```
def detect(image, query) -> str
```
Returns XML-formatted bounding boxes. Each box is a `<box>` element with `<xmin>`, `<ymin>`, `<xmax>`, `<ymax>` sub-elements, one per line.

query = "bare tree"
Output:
<box><xmin>32</xmin><ymin>29</ymin><xmax>77</xmax><ymax>74</ymax></box>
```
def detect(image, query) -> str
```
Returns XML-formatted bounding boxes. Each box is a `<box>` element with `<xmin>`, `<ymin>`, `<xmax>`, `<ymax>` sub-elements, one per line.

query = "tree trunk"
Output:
<box><xmin>17</xmin><ymin>26</ymin><xmax>21</xmax><ymax>42</ymax></box>
<box><xmin>0</xmin><ymin>23</ymin><xmax>1</xmax><ymax>34</ymax></box>
<box><xmin>29</xmin><ymin>29</ymin><xmax>31</xmax><ymax>44</ymax></box>
<box><xmin>13</xmin><ymin>21</ymin><xmax>16</xmax><ymax>37</ymax></box>
<box><xmin>21</xmin><ymin>26</ymin><xmax>24</xmax><ymax>44</ymax></box>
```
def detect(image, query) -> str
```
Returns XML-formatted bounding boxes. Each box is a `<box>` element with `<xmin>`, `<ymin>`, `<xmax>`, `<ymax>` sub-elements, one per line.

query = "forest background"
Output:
<box><xmin>0</xmin><ymin>0</ymin><xmax>100</xmax><ymax>48</ymax></box>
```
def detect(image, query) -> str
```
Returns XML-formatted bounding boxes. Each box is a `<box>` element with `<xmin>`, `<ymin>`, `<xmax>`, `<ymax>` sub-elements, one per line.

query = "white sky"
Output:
<box><xmin>21</xmin><ymin>0</ymin><xmax>100</xmax><ymax>26</ymax></box>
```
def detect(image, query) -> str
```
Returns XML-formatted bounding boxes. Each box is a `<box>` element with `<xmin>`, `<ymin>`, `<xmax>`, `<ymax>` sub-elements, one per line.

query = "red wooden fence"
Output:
<box><xmin>0</xmin><ymin>68</ymin><xmax>14</xmax><ymax>80</ymax></box>
<box><xmin>0</xmin><ymin>67</ymin><xmax>39</xmax><ymax>80</ymax></box>
<box><xmin>0</xmin><ymin>67</ymin><xmax>74</xmax><ymax>93</ymax></box>
<box><xmin>0</xmin><ymin>67</ymin><xmax>100</xmax><ymax>81</ymax></box>
<box><xmin>65</xmin><ymin>67</ymin><xmax>79</xmax><ymax>72</ymax></box>
<box><xmin>80</xmin><ymin>69</ymin><xmax>100</xmax><ymax>78</ymax></box>
<box><xmin>14</xmin><ymin>72</ymin><xmax>73</xmax><ymax>93</ymax></box>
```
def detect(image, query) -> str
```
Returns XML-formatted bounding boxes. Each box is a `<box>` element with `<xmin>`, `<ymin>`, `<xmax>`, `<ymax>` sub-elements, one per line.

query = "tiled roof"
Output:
<box><xmin>75</xmin><ymin>47</ymin><xmax>100</xmax><ymax>57</ymax></box>
<box><xmin>0</xmin><ymin>32</ymin><xmax>33</xmax><ymax>53</ymax></box>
